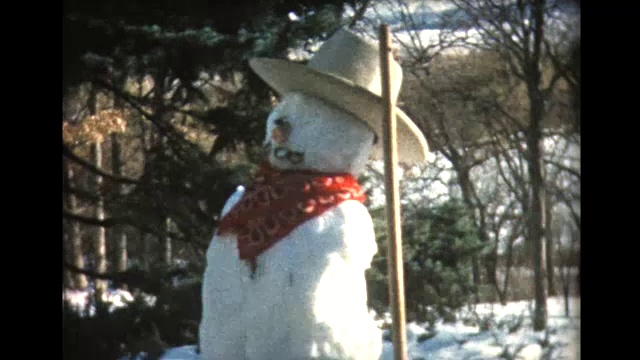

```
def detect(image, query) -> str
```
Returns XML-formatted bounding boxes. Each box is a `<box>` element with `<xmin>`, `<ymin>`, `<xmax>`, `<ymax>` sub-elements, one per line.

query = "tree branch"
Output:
<box><xmin>543</xmin><ymin>159</ymin><xmax>580</xmax><ymax>180</ymax></box>
<box><xmin>63</xmin><ymin>261</ymin><xmax>189</xmax><ymax>295</ymax></box>
<box><xmin>63</xmin><ymin>144</ymin><xmax>139</xmax><ymax>184</ymax></box>
<box><xmin>63</xmin><ymin>210</ymin><xmax>130</xmax><ymax>228</ymax></box>
<box><xmin>348</xmin><ymin>0</ymin><xmax>371</xmax><ymax>28</ymax></box>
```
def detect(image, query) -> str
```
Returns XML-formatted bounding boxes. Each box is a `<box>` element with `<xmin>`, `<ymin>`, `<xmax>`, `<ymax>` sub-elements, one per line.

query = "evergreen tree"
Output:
<box><xmin>368</xmin><ymin>200</ymin><xmax>487</xmax><ymax>325</ymax></box>
<box><xmin>62</xmin><ymin>1</ymin><xmax>370</xmax><ymax>358</ymax></box>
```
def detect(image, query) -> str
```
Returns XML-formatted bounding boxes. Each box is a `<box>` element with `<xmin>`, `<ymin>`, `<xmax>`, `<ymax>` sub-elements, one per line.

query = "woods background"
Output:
<box><xmin>62</xmin><ymin>0</ymin><xmax>580</xmax><ymax>359</ymax></box>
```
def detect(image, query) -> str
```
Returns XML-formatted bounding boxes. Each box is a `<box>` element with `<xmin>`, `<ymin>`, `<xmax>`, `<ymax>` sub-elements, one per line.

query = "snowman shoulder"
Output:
<box><xmin>333</xmin><ymin>200</ymin><xmax>378</xmax><ymax>269</ymax></box>
<box><xmin>220</xmin><ymin>185</ymin><xmax>246</xmax><ymax>218</ymax></box>
<box><xmin>333</xmin><ymin>199</ymin><xmax>374</xmax><ymax>229</ymax></box>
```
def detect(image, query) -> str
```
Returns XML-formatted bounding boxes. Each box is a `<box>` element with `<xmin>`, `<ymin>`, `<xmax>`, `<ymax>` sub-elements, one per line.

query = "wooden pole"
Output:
<box><xmin>379</xmin><ymin>24</ymin><xmax>408</xmax><ymax>360</ymax></box>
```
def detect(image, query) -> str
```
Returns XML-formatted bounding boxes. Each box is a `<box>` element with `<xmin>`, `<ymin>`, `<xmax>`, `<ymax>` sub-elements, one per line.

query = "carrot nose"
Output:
<box><xmin>271</xmin><ymin>127</ymin><xmax>287</xmax><ymax>143</ymax></box>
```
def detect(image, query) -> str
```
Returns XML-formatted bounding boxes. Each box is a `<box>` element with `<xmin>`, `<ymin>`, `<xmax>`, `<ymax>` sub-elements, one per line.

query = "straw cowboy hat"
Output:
<box><xmin>249</xmin><ymin>28</ymin><xmax>429</xmax><ymax>163</ymax></box>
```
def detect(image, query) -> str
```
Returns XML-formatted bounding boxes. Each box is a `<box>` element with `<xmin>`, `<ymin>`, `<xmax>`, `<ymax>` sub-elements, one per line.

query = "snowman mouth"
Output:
<box><xmin>273</xmin><ymin>145</ymin><xmax>305</xmax><ymax>165</ymax></box>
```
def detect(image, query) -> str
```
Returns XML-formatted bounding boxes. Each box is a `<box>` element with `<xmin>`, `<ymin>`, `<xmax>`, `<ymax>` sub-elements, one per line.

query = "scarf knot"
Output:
<box><xmin>217</xmin><ymin>162</ymin><xmax>366</xmax><ymax>273</ymax></box>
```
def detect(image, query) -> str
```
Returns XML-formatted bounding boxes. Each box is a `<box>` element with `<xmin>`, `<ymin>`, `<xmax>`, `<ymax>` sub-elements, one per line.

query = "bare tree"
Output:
<box><xmin>63</xmin><ymin>156</ymin><xmax>89</xmax><ymax>290</ymax></box>
<box><xmin>111</xmin><ymin>133</ymin><xmax>129</xmax><ymax>282</ymax></box>
<box><xmin>88</xmin><ymin>85</ymin><xmax>108</xmax><ymax>299</ymax></box>
<box><xmin>140</xmin><ymin>115</ymin><xmax>156</xmax><ymax>272</ymax></box>
<box><xmin>360</xmin><ymin>2</ymin><xmax>578</xmax><ymax>323</ymax></box>
<box><xmin>542</xmin><ymin>134</ymin><xmax>579</xmax><ymax>297</ymax></box>
<box><xmin>361</xmin><ymin>0</ymin><xmax>530</xmax><ymax>305</ymax></box>
<box><xmin>544</xmin><ymin>133</ymin><xmax>580</xmax><ymax>301</ymax></box>
<box><xmin>91</xmin><ymin>140</ymin><xmax>108</xmax><ymax>298</ymax></box>
<box><xmin>399</xmin><ymin>49</ymin><xmax>530</xmax><ymax>305</ymax></box>
<box><xmin>543</xmin><ymin>193</ymin><xmax>556</xmax><ymax>296</ymax></box>
<box><xmin>555</xmin><ymin>208</ymin><xmax>578</xmax><ymax>317</ymax></box>
<box><xmin>111</xmin><ymin>85</ymin><xmax>129</xmax><ymax>279</ymax></box>
<box><xmin>438</xmin><ymin>0</ymin><xmax>579</xmax><ymax>330</ymax></box>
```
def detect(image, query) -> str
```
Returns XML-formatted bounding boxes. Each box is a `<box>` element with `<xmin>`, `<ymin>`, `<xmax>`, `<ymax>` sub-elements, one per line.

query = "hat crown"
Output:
<box><xmin>307</xmin><ymin>29</ymin><xmax>403</xmax><ymax>103</ymax></box>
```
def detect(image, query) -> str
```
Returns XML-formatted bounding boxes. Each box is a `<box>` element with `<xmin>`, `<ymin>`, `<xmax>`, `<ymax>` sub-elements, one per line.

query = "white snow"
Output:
<box><xmin>64</xmin><ymin>288</ymin><xmax>579</xmax><ymax>360</ymax></box>
<box><xmin>63</xmin><ymin>288</ymin><xmax>157</xmax><ymax>316</ymax></box>
<box><xmin>387</xmin><ymin>297</ymin><xmax>581</xmax><ymax>360</ymax></box>
<box><xmin>196</xmin><ymin>297</ymin><xmax>568</xmax><ymax>360</ymax></box>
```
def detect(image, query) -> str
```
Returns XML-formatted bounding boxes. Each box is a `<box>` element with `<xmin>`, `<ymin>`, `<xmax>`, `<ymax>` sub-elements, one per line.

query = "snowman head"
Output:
<box><xmin>264</xmin><ymin>92</ymin><xmax>376</xmax><ymax>176</ymax></box>
<box><xmin>250</xmin><ymin>28</ymin><xmax>429</xmax><ymax>168</ymax></box>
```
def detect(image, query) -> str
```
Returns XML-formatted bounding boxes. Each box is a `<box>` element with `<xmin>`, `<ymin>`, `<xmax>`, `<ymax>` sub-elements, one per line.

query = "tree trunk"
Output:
<box><xmin>485</xmin><ymin>249</ymin><xmax>503</xmax><ymax>304</ymax></box>
<box><xmin>545</xmin><ymin>194</ymin><xmax>557</xmax><ymax>296</ymax></box>
<box><xmin>143</xmin><ymin>232</ymin><xmax>153</xmax><ymax>272</ymax></box>
<box><xmin>471</xmin><ymin>258</ymin><xmax>481</xmax><ymax>290</ymax></box>
<box><xmin>164</xmin><ymin>217</ymin><xmax>172</xmax><ymax>266</ymax></box>
<box><xmin>111</xmin><ymin>133</ymin><xmax>128</xmax><ymax>289</ymax></box>
<box><xmin>500</xmin><ymin>234</ymin><xmax>517</xmax><ymax>305</ymax></box>
<box><xmin>574</xmin><ymin>228</ymin><xmax>580</xmax><ymax>296</ymax></box>
<box><xmin>63</xmin><ymin>157</ymin><xmax>88</xmax><ymax>289</ymax></box>
<box><xmin>527</xmin><ymin>85</ymin><xmax>548</xmax><ymax>332</ymax></box>
<box><xmin>140</xmin><ymin>117</ymin><xmax>155</xmax><ymax>273</ymax></box>
<box><xmin>456</xmin><ymin>166</ymin><xmax>486</xmax><ymax>292</ymax></box>
<box><xmin>63</xmin><ymin>232</ymin><xmax>75</xmax><ymax>288</ymax></box>
<box><xmin>568</xmin><ymin>224</ymin><xmax>580</xmax><ymax>316</ymax></box>
<box><xmin>526</xmin><ymin>0</ymin><xmax>548</xmax><ymax>332</ymax></box>
<box><xmin>62</xmin><ymin>155</ymin><xmax>71</xmax><ymax>288</ymax></box>
<box><xmin>563</xmin><ymin>281</ymin><xmax>570</xmax><ymax>317</ymax></box>
<box><xmin>91</xmin><ymin>141</ymin><xmax>108</xmax><ymax>299</ymax></box>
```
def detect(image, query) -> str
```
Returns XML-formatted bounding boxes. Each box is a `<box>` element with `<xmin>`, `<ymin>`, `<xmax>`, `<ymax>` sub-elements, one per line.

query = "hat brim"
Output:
<box><xmin>249</xmin><ymin>58</ymin><xmax>429</xmax><ymax>163</ymax></box>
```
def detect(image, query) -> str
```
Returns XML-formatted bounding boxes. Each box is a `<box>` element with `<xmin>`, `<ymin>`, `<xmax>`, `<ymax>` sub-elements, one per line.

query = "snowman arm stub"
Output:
<box><xmin>220</xmin><ymin>185</ymin><xmax>245</xmax><ymax>218</ymax></box>
<box><xmin>336</xmin><ymin>200</ymin><xmax>378</xmax><ymax>271</ymax></box>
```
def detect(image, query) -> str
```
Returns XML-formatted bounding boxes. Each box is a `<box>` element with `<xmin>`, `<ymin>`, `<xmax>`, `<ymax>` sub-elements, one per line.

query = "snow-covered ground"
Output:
<box><xmin>383</xmin><ymin>297</ymin><xmax>580</xmax><ymax>360</ymax></box>
<box><xmin>63</xmin><ymin>288</ymin><xmax>158</xmax><ymax>316</ymax></box>
<box><xmin>64</xmin><ymin>289</ymin><xmax>578</xmax><ymax>359</ymax></box>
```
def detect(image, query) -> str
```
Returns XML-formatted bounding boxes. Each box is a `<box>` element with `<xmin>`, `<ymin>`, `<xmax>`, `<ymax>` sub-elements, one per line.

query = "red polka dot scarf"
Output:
<box><xmin>217</xmin><ymin>162</ymin><xmax>366</xmax><ymax>273</ymax></box>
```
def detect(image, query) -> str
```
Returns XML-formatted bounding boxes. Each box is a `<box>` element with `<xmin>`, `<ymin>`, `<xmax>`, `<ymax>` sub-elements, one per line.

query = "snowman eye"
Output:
<box><xmin>372</xmin><ymin>133</ymin><xmax>379</xmax><ymax>145</ymax></box>
<box><xmin>272</xmin><ymin>117</ymin><xmax>293</xmax><ymax>142</ymax></box>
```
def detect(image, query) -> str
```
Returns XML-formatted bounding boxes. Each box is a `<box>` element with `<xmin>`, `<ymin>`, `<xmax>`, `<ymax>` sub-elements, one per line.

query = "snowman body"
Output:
<box><xmin>199</xmin><ymin>93</ymin><xmax>383</xmax><ymax>359</ymax></box>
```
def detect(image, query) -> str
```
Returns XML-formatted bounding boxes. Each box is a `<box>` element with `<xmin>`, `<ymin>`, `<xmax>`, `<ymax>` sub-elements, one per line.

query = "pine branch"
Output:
<box><xmin>62</xmin><ymin>261</ymin><xmax>189</xmax><ymax>295</ymax></box>
<box><xmin>63</xmin><ymin>184</ymin><xmax>101</xmax><ymax>202</ymax></box>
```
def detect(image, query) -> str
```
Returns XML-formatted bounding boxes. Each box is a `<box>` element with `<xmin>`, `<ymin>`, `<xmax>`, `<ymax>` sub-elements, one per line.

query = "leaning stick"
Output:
<box><xmin>379</xmin><ymin>24</ymin><xmax>408</xmax><ymax>360</ymax></box>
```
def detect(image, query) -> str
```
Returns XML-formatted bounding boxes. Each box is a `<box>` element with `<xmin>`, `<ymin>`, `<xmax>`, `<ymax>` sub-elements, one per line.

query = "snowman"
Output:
<box><xmin>199</xmin><ymin>29</ymin><xmax>429</xmax><ymax>360</ymax></box>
